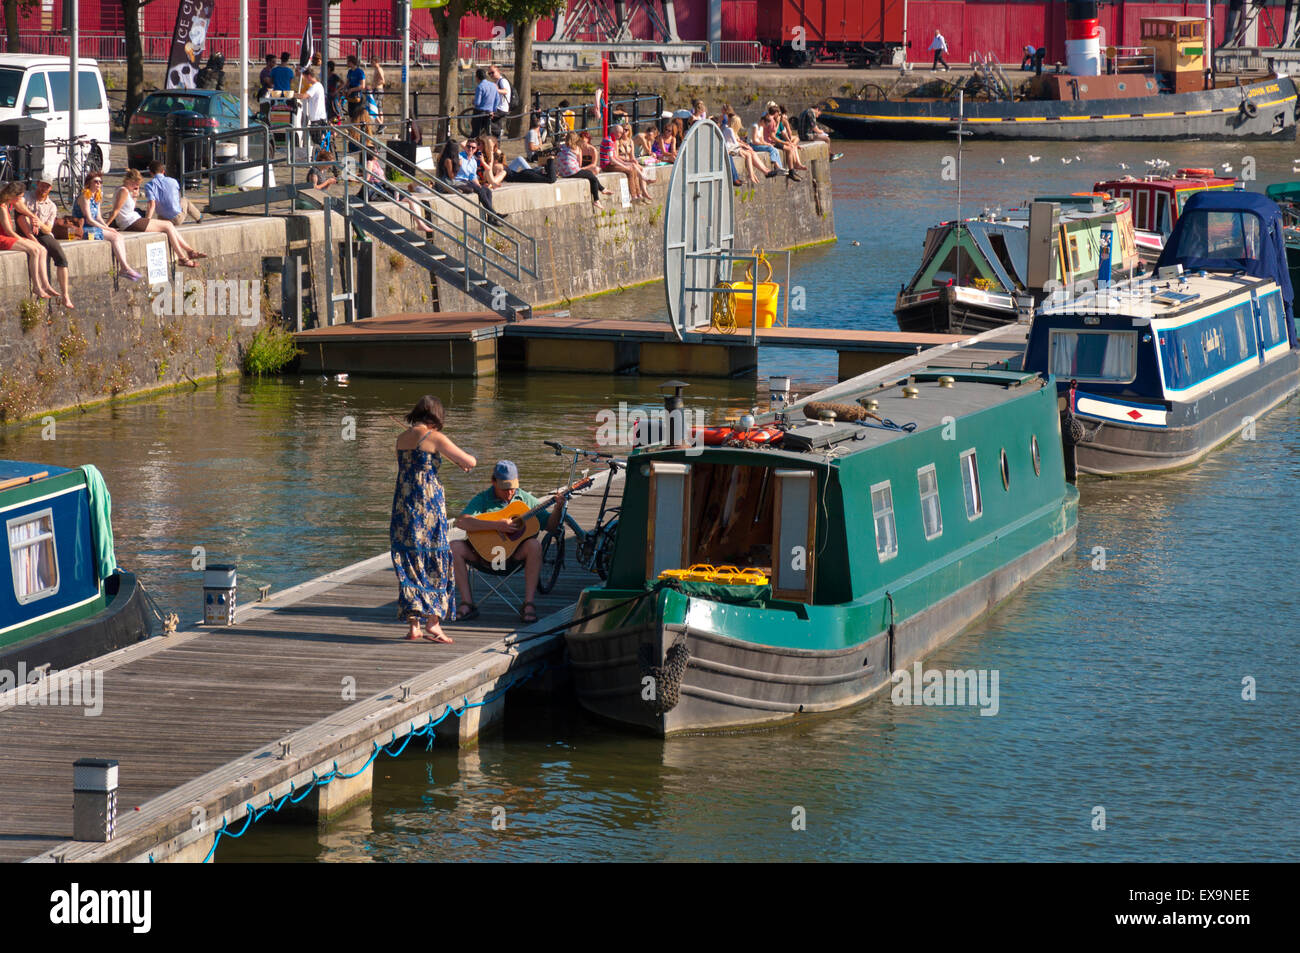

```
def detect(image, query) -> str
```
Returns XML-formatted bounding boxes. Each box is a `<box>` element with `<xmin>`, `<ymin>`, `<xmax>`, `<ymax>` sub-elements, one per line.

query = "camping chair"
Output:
<box><xmin>463</xmin><ymin>555</ymin><xmax>527</xmax><ymax>617</ymax></box>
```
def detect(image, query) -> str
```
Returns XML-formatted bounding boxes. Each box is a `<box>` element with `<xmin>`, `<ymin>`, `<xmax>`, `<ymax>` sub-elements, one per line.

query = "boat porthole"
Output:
<box><xmin>1031</xmin><ymin>436</ymin><xmax>1041</xmax><ymax>476</ymax></box>
<box><xmin>1000</xmin><ymin>449</ymin><xmax>1010</xmax><ymax>490</ymax></box>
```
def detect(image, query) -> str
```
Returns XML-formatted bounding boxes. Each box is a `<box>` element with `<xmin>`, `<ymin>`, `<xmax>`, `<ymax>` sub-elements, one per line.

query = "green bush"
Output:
<box><xmin>241</xmin><ymin>323</ymin><xmax>301</xmax><ymax>377</ymax></box>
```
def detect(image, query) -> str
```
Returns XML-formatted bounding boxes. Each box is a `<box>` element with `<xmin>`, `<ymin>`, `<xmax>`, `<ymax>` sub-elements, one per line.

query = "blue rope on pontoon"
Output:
<box><xmin>198</xmin><ymin>661</ymin><xmax>555</xmax><ymax>863</ymax></box>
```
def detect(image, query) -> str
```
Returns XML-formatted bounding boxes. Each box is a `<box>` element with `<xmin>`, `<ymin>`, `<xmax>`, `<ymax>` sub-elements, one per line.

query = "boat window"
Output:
<box><xmin>1068</xmin><ymin>236</ymin><xmax>1081</xmax><ymax>271</ymax></box>
<box><xmin>1234</xmin><ymin>304</ymin><xmax>1252</xmax><ymax>359</ymax></box>
<box><xmin>771</xmin><ymin>469</ymin><xmax>817</xmax><ymax>602</ymax></box>
<box><xmin>1049</xmin><ymin>329</ymin><xmax>1138</xmax><ymax>383</ymax></box>
<box><xmin>917</xmin><ymin>465</ymin><xmax>942</xmax><ymax>541</ymax></box>
<box><xmin>1133</xmin><ymin>192</ymin><xmax>1149</xmax><ymax>231</ymax></box>
<box><xmin>1171</xmin><ymin>209</ymin><xmax>1261</xmax><ymax>261</ymax></box>
<box><xmin>1000</xmin><ymin>450</ymin><xmax>1011</xmax><ymax>490</ymax></box>
<box><xmin>987</xmin><ymin>233</ymin><xmax>1020</xmax><ymax>286</ymax></box>
<box><xmin>1032</xmin><ymin>435</ymin><xmax>1042</xmax><ymax>476</ymax></box>
<box><xmin>871</xmin><ymin>481</ymin><xmax>898</xmax><ymax>561</ymax></box>
<box><xmin>645</xmin><ymin>462</ymin><xmax>692</xmax><ymax>581</ymax></box>
<box><xmin>1264</xmin><ymin>293</ymin><xmax>1285</xmax><ymax>345</ymax></box>
<box><xmin>1155</xmin><ymin>193</ymin><xmax>1172</xmax><ymax>236</ymax></box>
<box><xmin>959</xmin><ymin>450</ymin><xmax>982</xmax><ymax>520</ymax></box>
<box><xmin>8</xmin><ymin>509</ymin><xmax>59</xmax><ymax>605</ymax></box>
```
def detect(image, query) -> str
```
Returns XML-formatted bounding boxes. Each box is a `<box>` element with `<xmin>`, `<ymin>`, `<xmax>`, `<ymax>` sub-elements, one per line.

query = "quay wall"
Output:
<box><xmin>1</xmin><ymin>143</ymin><xmax>834</xmax><ymax>424</ymax></box>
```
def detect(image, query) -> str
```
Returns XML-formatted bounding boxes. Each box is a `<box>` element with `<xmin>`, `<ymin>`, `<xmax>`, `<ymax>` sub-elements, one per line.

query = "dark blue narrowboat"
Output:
<box><xmin>1</xmin><ymin>462</ymin><xmax>152</xmax><ymax>673</ymax></box>
<box><xmin>1025</xmin><ymin>191</ymin><xmax>1300</xmax><ymax>476</ymax></box>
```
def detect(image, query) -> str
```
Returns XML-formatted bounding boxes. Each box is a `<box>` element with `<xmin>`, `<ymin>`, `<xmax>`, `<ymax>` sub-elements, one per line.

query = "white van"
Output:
<box><xmin>0</xmin><ymin>55</ymin><xmax>113</xmax><ymax>177</ymax></box>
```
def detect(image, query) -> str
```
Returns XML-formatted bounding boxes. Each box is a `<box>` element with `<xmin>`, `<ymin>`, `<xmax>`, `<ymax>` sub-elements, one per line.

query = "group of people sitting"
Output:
<box><xmin>0</xmin><ymin>161</ymin><xmax>205</xmax><ymax>308</ymax></box>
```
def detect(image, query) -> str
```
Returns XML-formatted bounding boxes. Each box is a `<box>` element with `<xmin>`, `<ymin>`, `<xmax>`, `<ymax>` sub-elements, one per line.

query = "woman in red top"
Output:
<box><xmin>0</xmin><ymin>182</ymin><xmax>57</xmax><ymax>300</ymax></box>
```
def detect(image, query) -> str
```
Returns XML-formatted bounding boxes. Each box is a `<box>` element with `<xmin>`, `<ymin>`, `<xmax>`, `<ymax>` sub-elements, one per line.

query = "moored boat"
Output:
<box><xmin>566</xmin><ymin>364</ymin><xmax>1078</xmax><ymax>736</ymax></box>
<box><xmin>1</xmin><ymin>462</ymin><xmax>152</xmax><ymax>672</ymax></box>
<box><xmin>895</xmin><ymin>193</ymin><xmax>1138</xmax><ymax>334</ymax></box>
<box><xmin>1025</xmin><ymin>190</ymin><xmax>1300</xmax><ymax>476</ymax></box>
<box><xmin>1096</xmin><ymin>169</ymin><xmax>1238</xmax><ymax>262</ymax></box>
<box><xmin>820</xmin><ymin>11</ymin><xmax>1296</xmax><ymax>142</ymax></box>
<box><xmin>1264</xmin><ymin>181</ymin><xmax>1300</xmax><ymax>290</ymax></box>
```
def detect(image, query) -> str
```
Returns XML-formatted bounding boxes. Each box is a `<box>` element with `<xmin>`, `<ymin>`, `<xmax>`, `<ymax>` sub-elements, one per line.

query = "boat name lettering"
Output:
<box><xmin>1248</xmin><ymin>84</ymin><xmax>1280</xmax><ymax>97</ymax></box>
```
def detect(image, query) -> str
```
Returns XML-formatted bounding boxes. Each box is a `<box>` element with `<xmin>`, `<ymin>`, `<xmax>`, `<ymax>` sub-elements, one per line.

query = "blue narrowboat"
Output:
<box><xmin>1</xmin><ymin>461</ymin><xmax>152</xmax><ymax>673</ymax></box>
<box><xmin>1025</xmin><ymin>191</ymin><xmax>1300</xmax><ymax>476</ymax></box>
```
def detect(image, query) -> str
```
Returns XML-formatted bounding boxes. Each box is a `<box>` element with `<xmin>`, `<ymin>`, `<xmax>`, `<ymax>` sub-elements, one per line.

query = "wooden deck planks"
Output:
<box><xmin>0</xmin><ymin>478</ymin><xmax>620</xmax><ymax>863</ymax></box>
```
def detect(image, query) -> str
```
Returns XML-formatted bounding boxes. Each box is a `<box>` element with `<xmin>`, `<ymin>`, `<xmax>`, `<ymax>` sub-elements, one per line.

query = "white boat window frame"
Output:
<box><xmin>917</xmin><ymin>464</ymin><xmax>943</xmax><ymax>541</ymax></box>
<box><xmin>1048</xmin><ymin>328</ymin><xmax>1138</xmax><ymax>384</ymax></box>
<box><xmin>959</xmin><ymin>449</ymin><xmax>983</xmax><ymax>521</ymax></box>
<box><xmin>7</xmin><ymin>507</ymin><xmax>60</xmax><ymax>605</ymax></box>
<box><xmin>870</xmin><ymin>480</ymin><xmax>898</xmax><ymax>562</ymax></box>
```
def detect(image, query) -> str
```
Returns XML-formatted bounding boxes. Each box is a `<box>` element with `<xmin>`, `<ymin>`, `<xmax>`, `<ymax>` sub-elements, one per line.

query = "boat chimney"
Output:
<box><xmin>769</xmin><ymin>375</ymin><xmax>792</xmax><ymax>412</ymax></box>
<box><xmin>1066</xmin><ymin>0</ymin><xmax>1102</xmax><ymax>76</ymax></box>
<box><xmin>659</xmin><ymin>380</ymin><xmax>690</xmax><ymax>447</ymax></box>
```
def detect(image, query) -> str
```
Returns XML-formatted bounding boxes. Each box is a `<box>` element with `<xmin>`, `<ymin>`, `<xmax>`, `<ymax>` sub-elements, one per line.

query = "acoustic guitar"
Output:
<box><xmin>466</xmin><ymin>476</ymin><xmax>594</xmax><ymax>563</ymax></box>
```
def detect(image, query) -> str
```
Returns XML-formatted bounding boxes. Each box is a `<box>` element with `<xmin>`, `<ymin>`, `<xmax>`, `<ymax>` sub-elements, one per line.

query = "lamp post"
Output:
<box><xmin>239</xmin><ymin>0</ymin><xmax>248</xmax><ymax>160</ymax></box>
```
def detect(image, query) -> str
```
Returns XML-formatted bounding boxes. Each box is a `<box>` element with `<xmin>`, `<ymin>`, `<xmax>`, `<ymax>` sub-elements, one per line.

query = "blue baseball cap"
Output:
<box><xmin>492</xmin><ymin>460</ymin><xmax>519</xmax><ymax>488</ymax></box>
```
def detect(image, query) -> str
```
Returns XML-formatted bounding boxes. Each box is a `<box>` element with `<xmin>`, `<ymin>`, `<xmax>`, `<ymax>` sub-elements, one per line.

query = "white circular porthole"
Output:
<box><xmin>1032</xmin><ymin>435</ymin><xmax>1041</xmax><ymax>476</ymax></box>
<box><xmin>1000</xmin><ymin>449</ymin><xmax>1011</xmax><ymax>490</ymax></box>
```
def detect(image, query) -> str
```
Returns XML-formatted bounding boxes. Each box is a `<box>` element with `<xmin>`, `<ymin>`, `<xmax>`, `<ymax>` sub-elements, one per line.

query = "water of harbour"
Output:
<box><xmin>3</xmin><ymin>137</ymin><xmax>1299</xmax><ymax>861</ymax></box>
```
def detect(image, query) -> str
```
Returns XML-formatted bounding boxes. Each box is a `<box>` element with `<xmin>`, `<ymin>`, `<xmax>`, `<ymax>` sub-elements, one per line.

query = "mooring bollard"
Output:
<box><xmin>72</xmin><ymin>758</ymin><xmax>118</xmax><ymax>842</ymax></box>
<box><xmin>203</xmin><ymin>564</ymin><xmax>237</xmax><ymax>626</ymax></box>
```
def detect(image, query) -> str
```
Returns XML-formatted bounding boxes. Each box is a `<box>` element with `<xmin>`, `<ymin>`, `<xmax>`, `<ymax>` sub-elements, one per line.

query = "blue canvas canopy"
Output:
<box><xmin>1157</xmin><ymin>190</ymin><xmax>1296</xmax><ymax>346</ymax></box>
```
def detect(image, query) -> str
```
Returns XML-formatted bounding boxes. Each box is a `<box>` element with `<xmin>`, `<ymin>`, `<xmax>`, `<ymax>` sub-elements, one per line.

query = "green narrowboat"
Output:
<box><xmin>1</xmin><ymin>461</ymin><xmax>152</xmax><ymax>673</ymax></box>
<box><xmin>567</xmin><ymin>363</ymin><xmax>1079</xmax><ymax>736</ymax></box>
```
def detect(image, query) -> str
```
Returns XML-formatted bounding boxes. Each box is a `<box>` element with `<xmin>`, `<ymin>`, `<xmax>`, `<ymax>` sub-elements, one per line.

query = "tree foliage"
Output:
<box><xmin>467</xmin><ymin>0</ymin><xmax>563</xmax><ymax>138</ymax></box>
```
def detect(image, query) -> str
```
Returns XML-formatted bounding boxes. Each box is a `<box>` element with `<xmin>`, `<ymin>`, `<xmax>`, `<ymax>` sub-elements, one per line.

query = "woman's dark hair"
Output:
<box><xmin>0</xmin><ymin>182</ymin><xmax>24</xmax><ymax>203</ymax></box>
<box><xmin>405</xmin><ymin>395</ymin><xmax>445</xmax><ymax>430</ymax></box>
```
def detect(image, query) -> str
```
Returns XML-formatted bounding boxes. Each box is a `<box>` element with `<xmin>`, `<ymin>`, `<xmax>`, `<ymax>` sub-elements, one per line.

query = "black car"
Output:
<box><xmin>125</xmin><ymin>89</ymin><xmax>265</xmax><ymax>170</ymax></box>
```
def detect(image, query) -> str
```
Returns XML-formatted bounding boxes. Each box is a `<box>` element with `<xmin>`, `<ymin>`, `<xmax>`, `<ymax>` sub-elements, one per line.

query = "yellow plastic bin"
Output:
<box><xmin>730</xmin><ymin>282</ymin><xmax>779</xmax><ymax>328</ymax></box>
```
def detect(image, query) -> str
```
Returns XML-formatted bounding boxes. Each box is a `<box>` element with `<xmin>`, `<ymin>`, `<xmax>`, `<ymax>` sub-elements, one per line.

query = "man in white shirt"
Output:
<box><xmin>301</xmin><ymin>68</ymin><xmax>327</xmax><ymax>148</ymax></box>
<box><xmin>490</xmin><ymin>65</ymin><xmax>512</xmax><ymax>136</ymax></box>
<box><xmin>930</xmin><ymin>30</ymin><xmax>950</xmax><ymax>72</ymax></box>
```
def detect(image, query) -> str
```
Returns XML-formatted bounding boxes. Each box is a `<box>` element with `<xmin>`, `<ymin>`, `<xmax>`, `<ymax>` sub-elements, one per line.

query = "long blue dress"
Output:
<box><xmin>390</xmin><ymin>448</ymin><xmax>456</xmax><ymax>622</ymax></box>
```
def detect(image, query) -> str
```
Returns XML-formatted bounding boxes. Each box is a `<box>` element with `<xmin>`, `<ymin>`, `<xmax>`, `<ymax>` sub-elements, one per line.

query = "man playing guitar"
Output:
<box><xmin>451</xmin><ymin>460</ymin><xmax>562</xmax><ymax>624</ymax></box>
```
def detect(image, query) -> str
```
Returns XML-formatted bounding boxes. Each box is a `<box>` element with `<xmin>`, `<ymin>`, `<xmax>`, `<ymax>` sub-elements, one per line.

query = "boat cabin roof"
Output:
<box><xmin>0</xmin><ymin>460</ymin><xmax>70</xmax><ymax>483</ymax></box>
<box><xmin>1037</xmin><ymin>271</ymin><xmax>1272</xmax><ymax>325</ymax></box>
<box><xmin>1096</xmin><ymin>173</ymin><xmax>1236</xmax><ymax>193</ymax></box>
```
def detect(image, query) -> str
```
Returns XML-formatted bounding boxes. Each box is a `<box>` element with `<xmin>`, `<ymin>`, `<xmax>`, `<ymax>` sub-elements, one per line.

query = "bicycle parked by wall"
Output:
<box><xmin>536</xmin><ymin>440</ymin><xmax>624</xmax><ymax>595</ymax></box>
<box><xmin>51</xmin><ymin>135</ymin><xmax>104</xmax><ymax>211</ymax></box>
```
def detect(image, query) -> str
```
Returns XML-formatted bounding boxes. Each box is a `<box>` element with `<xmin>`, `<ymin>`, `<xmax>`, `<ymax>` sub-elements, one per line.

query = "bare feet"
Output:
<box><xmin>62</xmin><ymin>296</ymin><xmax>74</xmax><ymax>310</ymax></box>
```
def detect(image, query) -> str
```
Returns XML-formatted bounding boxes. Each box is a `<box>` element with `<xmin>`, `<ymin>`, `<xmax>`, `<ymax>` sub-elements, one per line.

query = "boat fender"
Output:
<box><xmin>642</xmin><ymin>632</ymin><xmax>691</xmax><ymax>715</ymax></box>
<box><xmin>1178</xmin><ymin>168</ymin><xmax>1214</xmax><ymax>177</ymax></box>
<box><xmin>1240</xmin><ymin>101</ymin><xmax>1258</xmax><ymax>118</ymax></box>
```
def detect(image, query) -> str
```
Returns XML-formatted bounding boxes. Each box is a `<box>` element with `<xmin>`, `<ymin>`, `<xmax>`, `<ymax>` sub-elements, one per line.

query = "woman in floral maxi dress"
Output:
<box><xmin>391</xmin><ymin>396</ymin><xmax>477</xmax><ymax>643</ymax></box>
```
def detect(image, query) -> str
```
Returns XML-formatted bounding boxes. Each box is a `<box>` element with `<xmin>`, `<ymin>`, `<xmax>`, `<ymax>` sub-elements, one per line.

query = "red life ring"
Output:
<box><xmin>695</xmin><ymin>425</ymin><xmax>784</xmax><ymax>446</ymax></box>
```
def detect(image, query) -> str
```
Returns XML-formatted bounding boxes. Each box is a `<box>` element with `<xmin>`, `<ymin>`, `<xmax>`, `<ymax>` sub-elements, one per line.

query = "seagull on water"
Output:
<box><xmin>998</xmin><ymin>157</ymin><xmax>1005</xmax><ymax>164</ymax></box>
<box><xmin>1222</xmin><ymin>162</ymin><xmax>1233</xmax><ymax>173</ymax></box>
<box><xmin>1074</xmin><ymin>155</ymin><xmax>1081</xmax><ymax>162</ymax></box>
<box><xmin>1028</xmin><ymin>154</ymin><xmax>1041</xmax><ymax>163</ymax></box>
<box><xmin>1119</xmin><ymin>162</ymin><xmax>1129</xmax><ymax>170</ymax></box>
<box><xmin>1062</xmin><ymin>157</ymin><xmax>1073</xmax><ymax>164</ymax></box>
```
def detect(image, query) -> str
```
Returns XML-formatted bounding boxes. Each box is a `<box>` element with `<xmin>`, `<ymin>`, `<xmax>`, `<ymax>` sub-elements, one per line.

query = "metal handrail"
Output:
<box><xmin>176</xmin><ymin>123</ymin><xmax>275</xmax><ymax>218</ymax></box>
<box><xmin>307</xmin><ymin>124</ymin><xmax>539</xmax><ymax>288</ymax></box>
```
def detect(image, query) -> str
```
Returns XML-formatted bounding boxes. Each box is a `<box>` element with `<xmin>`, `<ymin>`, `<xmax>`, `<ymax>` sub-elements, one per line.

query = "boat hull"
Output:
<box><xmin>896</xmin><ymin>288</ymin><xmax>1018</xmax><ymax>334</ymax></box>
<box><xmin>0</xmin><ymin>570</ymin><xmax>152</xmax><ymax>672</ymax></box>
<box><xmin>567</xmin><ymin>499</ymin><xmax>1077</xmax><ymax>736</ymax></box>
<box><xmin>822</xmin><ymin>77</ymin><xmax>1298</xmax><ymax>141</ymax></box>
<box><xmin>1067</xmin><ymin>350</ymin><xmax>1300</xmax><ymax>476</ymax></box>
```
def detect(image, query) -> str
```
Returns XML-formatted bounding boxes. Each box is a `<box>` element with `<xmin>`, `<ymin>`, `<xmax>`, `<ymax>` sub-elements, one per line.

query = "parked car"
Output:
<box><xmin>125</xmin><ymin>89</ymin><xmax>265</xmax><ymax>171</ymax></box>
<box><xmin>0</xmin><ymin>54</ymin><xmax>113</xmax><ymax>175</ymax></box>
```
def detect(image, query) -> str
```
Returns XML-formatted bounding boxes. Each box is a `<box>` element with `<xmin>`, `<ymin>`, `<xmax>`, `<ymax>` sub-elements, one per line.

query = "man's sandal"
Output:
<box><xmin>455</xmin><ymin>603</ymin><xmax>479</xmax><ymax>622</ymax></box>
<box><xmin>521</xmin><ymin>602</ymin><xmax>538</xmax><ymax>624</ymax></box>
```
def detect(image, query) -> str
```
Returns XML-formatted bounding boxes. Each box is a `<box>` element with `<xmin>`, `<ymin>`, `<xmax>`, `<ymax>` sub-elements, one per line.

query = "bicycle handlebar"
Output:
<box><xmin>542</xmin><ymin>439</ymin><xmax>620</xmax><ymax>463</ymax></box>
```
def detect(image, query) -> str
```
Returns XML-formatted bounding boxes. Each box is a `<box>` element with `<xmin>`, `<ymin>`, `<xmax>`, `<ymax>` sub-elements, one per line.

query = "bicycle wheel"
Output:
<box><xmin>593</xmin><ymin>518</ymin><xmax>618</xmax><ymax>580</ymax></box>
<box><xmin>85</xmin><ymin>144</ymin><xmax>104</xmax><ymax>175</ymax></box>
<box><xmin>55</xmin><ymin>159</ymin><xmax>75</xmax><ymax>211</ymax></box>
<box><xmin>538</xmin><ymin>530</ymin><xmax>565</xmax><ymax>595</ymax></box>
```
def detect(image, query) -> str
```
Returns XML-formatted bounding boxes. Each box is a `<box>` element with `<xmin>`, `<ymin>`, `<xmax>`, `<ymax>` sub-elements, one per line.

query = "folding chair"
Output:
<box><xmin>464</xmin><ymin>557</ymin><xmax>526</xmax><ymax>617</ymax></box>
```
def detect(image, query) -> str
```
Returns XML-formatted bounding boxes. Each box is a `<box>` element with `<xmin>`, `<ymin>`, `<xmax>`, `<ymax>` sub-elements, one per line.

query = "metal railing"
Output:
<box><xmin>13</xmin><ymin>31</ymin><xmax>475</xmax><ymax>64</ymax></box>
<box><xmin>175</xmin><ymin>123</ymin><xmax>276</xmax><ymax>218</ymax></box>
<box><xmin>1106</xmin><ymin>46</ymin><xmax>1156</xmax><ymax>73</ymax></box>
<box><xmin>692</xmin><ymin>41</ymin><xmax>767</xmax><ymax>67</ymax></box>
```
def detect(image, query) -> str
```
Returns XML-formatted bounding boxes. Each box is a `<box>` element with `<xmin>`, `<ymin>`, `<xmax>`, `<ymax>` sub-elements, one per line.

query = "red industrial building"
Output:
<box><xmin>6</xmin><ymin>1</ymin><xmax>1288</xmax><ymax>67</ymax></box>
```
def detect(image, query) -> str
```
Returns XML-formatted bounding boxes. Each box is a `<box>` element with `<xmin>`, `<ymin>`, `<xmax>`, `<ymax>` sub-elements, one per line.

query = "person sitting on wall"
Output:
<box><xmin>796</xmin><ymin>104</ymin><xmax>831</xmax><ymax>144</ymax></box>
<box><xmin>143</xmin><ymin>160</ymin><xmax>202</xmax><ymax>226</ymax></box>
<box><xmin>306</xmin><ymin>149</ymin><xmax>339</xmax><ymax>191</ymax></box>
<box><xmin>450</xmin><ymin>461</ymin><xmax>562</xmax><ymax>625</ymax></box>
<box><xmin>448</xmin><ymin>137</ymin><xmax>506</xmax><ymax>226</ymax></box>
<box><xmin>555</xmin><ymin>130</ymin><xmax>610</xmax><ymax>210</ymax></box>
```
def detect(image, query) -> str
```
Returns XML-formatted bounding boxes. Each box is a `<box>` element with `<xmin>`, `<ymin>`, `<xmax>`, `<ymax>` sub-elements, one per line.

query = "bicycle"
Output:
<box><xmin>51</xmin><ymin>135</ymin><xmax>104</xmax><ymax>211</ymax></box>
<box><xmin>536</xmin><ymin>440</ymin><xmax>624</xmax><ymax>595</ymax></box>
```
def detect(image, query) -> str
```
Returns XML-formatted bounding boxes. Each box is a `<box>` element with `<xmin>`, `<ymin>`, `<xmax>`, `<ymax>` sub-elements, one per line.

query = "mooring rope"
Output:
<box><xmin>195</xmin><ymin>659</ymin><xmax>557</xmax><ymax>863</ymax></box>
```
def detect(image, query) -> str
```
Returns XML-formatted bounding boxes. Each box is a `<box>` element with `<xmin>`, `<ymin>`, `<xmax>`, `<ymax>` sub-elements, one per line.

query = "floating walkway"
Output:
<box><xmin>296</xmin><ymin>312</ymin><xmax>968</xmax><ymax>380</ymax></box>
<box><xmin>0</xmin><ymin>475</ymin><xmax>621</xmax><ymax>863</ymax></box>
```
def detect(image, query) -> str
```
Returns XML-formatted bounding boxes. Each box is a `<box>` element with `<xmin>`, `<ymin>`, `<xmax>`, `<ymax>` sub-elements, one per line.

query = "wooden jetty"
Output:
<box><xmin>295</xmin><ymin>312</ymin><xmax>967</xmax><ymax>381</ymax></box>
<box><xmin>0</xmin><ymin>472</ymin><xmax>622</xmax><ymax>863</ymax></box>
